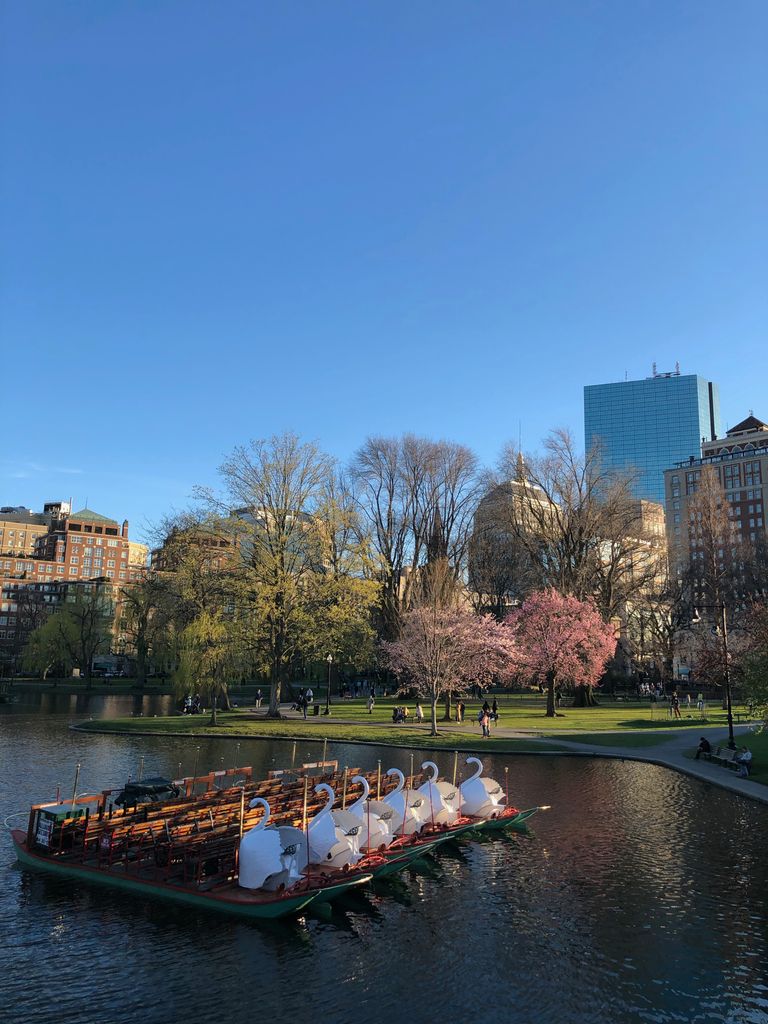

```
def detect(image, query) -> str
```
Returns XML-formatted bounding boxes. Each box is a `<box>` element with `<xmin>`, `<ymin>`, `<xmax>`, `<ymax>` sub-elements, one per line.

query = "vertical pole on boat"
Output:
<box><xmin>71</xmin><ymin>762</ymin><xmax>81</xmax><ymax>807</ymax></box>
<box><xmin>377</xmin><ymin>760</ymin><xmax>381</xmax><ymax>800</ymax></box>
<box><xmin>452</xmin><ymin>750</ymin><xmax>458</xmax><ymax>786</ymax></box>
<box><xmin>302</xmin><ymin>776</ymin><xmax>310</xmax><ymax>888</ymax></box>
<box><xmin>177</xmin><ymin>763</ymin><xmax>182</xmax><ymax>781</ymax></box>
<box><xmin>322</xmin><ymin>738</ymin><xmax>327</xmax><ymax>769</ymax></box>
<box><xmin>138</xmin><ymin>756</ymin><xmax>144</xmax><ymax>783</ymax></box>
<box><xmin>505</xmin><ymin>766</ymin><xmax>509</xmax><ymax>807</ymax></box>
<box><xmin>192</xmin><ymin>746</ymin><xmax>200</xmax><ymax>792</ymax></box>
<box><xmin>291</xmin><ymin>741</ymin><xmax>297</xmax><ymax>770</ymax></box>
<box><xmin>342</xmin><ymin>767</ymin><xmax>348</xmax><ymax>809</ymax></box>
<box><xmin>409</xmin><ymin>753</ymin><xmax>414</xmax><ymax>789</ymax></box>
<box><xmin>238</xmin><ymin>786</ymin><xmax>245</xmax><ymax>839</ymax></box>
<box><xmin>235</xmin><ymin>743</ymin><xmax>240</xmax><ymax>771</ymax></box>
<box><xmin>55</xmin><ymin>784</ymin><xmax>60</xmax><ymax>803</ymax></box>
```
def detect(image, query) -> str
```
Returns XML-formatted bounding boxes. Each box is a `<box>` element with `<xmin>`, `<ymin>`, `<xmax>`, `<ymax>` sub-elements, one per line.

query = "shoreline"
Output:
<box><xmin>72</xmin><ymin>720</ymin><xmax>768</xmax><ymax>808</ymax></box>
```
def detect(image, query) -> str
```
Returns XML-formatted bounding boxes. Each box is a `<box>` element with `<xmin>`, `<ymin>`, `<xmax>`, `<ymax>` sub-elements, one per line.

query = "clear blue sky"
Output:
<box><xmin>2</xmin><ymin>1</ymin><xmax>766</xmax><ymax>540</ymax></box>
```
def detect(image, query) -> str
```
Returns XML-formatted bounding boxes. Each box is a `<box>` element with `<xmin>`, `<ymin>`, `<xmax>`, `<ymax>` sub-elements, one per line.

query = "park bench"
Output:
<box><xmin>701</xmin><ymin>746</ymin><xmax>752</xmax><ymax>775</ymax></box>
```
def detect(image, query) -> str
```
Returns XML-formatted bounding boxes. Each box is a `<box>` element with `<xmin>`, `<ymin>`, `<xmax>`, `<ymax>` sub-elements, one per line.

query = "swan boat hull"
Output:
<box><xmin>11</xmin><ymin>830</ymin><xmax>318</xmax><ymax>921</ymax></box>
<box><xmin>303</xmin><ymin>871</ymin><xmax>373</xmax><ymax>903</ymax></box>
<box><xmin>473</xmin><ymin>807</ymin><xmax>540</xmax><ymax>832</ymax></box>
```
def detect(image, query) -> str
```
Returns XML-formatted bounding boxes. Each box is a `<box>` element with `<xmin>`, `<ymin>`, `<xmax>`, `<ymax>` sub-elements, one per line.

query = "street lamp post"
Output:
<box><xmin>324</xmin><ymin>654</ymin><xmax>333</xmax><ymax>716</ymax></box>
<box><xmin>692</xmin><ymin>603</ymin><xmax>735</xmax><ymax>750</ymax></box>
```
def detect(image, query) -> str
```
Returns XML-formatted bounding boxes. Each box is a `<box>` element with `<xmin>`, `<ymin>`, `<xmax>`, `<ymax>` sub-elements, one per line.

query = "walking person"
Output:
<box><xmin>480</xmin><ymin>709</ymin><xmax>491</xmax><ymax>738</ymax></box>
<box><xmin>367</xmin><ymin>692</ymin><xmax>375</xmax><ymax>714</ymax></box>
<box><xmin>415</xmin><ymin>702</ymin><xmax>424</xmax><ymax>724</ymax></box>
<box><xmin>459</xmin><ymin>700</ymin><xmax>466</xmax><ymax>723</ymax></box>
<box><xmin>671</xmin><ymin>694</ymin><xmax>682</xmax><ymax>720</ymax></box>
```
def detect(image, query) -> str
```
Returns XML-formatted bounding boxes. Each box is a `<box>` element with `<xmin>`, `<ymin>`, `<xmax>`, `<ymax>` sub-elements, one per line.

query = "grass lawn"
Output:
<box><xmin>75</xmin><ymin>712</ymin><xmax>570</xmax><ymax>754</ymax></box>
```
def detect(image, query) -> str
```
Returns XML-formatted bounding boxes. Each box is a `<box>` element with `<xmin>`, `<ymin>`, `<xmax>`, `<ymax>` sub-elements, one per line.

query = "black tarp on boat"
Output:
<box><xmin>113</xmin><ymin>778</ymin><xmax>180</xmax><ymax>808</ymax></box>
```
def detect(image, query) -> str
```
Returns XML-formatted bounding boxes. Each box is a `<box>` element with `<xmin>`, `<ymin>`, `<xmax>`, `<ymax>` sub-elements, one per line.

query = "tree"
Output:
<box><xmin>505</xmin><ymin>589</ymin><xmax>616</xmax><ymax>717</ymax></box>
<box><xmin>22</xmin><ymin>614</ymin><xmax>74</xmax><ymax>680</ymax></box>
<box><xmin>300</xmin><ymin>469</ymin><xmax>380</xmax><ymax>675</ymax></box>
<box><xmin>486</xmin><ymin>431</ymin><xmax>660</xmax><ymax>619</ymax></box>
<box><xmin>152</xmin><ymin>513</ymin><xmax>241</xmax><ymax>713</ymax></box>
<box><xmin>352</xmin><ymin>435</ymin><xmax>482</xmax><ymax>640</ymax></box>
<box><xmin>209</xmin><ymin>432</ymin><xmax>333</xmax><ymax>717</ymax></box>
<box><xmin>381</xmin><ymin>606</ymin><xmax>516</xmax><ymax>736</ymax></box>
<box><xmin>742</xmin><ymin>602</ymin><xmax>768</xmax><ymax>725</ymax></box>
<box><xmin>22</xmin><ymin>585</ymin><xmax>113</xmax><ymax>685</ymax></box>
<box><xmin>119</xmin><ymin>572</ymin><xmax>173</xmax><ymax>689</ymax></box>
<box><xmin>174</xmin><ymin>610</ymin><xmax>243</xmax><ymax>725</ymax></box>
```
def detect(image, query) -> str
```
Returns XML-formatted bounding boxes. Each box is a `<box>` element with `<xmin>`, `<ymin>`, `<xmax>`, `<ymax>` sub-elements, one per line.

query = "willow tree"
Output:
<box><xmin>174</xmin><ymin>610</ymin><xmax>243</xmax><ymax>725</ymax></box>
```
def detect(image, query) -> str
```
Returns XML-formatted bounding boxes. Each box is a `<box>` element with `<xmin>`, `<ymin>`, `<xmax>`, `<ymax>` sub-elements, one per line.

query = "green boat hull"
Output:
<box><xmin>474</xmin><ymin>807</ymin><xmax>540</xmax><ymax>832</ymax></box>
<box><xmin>304</xmin><ymin>872</ymin><xmax>373</xmax><ymax>904</ymax></box>
<box><xmin>11</xmin><ymin>831</ymin><xmax>317</xmax><ymax>921</ymax></box>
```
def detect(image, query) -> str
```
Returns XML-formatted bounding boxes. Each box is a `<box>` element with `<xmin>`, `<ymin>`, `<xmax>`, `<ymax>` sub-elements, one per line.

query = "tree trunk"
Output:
<box><xmin>545</xmin><ymin>670</ymin><xmax>556</xmax><ymax>717</ymax></box>
<box><xmin>430</xmin><ymin>695</ymin><xmax>439</xmax><ymax>737</ymax></box>
<box><xmin>135</xmin><ymin>641</ymin><xmax>147</xmax><ymax>691</ymax></box>
<box><xmin>267</xmin><ymin>642</ymin><xmax>282</xmax><ymax>717</ymax></box>
<box><xmin>442</xmin><ymin>690</ymin><xmax>452</xmax><ymax>721</ymax></box>
<box><xmin>571</xmin><ymin>685</ymin><xmax>598</xmax><ymax>708</ymax></box>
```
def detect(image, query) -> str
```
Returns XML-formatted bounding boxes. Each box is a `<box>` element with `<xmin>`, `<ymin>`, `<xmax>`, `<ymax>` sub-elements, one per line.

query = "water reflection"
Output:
<box><xmin>1</xmin><ymin>702</ymin><xmax>767</xmax><ymax>1024</ymax></box>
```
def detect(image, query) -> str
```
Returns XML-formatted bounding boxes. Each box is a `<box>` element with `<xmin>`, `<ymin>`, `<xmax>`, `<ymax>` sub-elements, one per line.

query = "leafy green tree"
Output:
<box><xmin>22</xmin><ymin>614</ymin><xmax>74</xmax><ymax>680</ymax></box>
<box><xmin>119</xmin><ymin>572</ymin><xmax>174</xmax><ymax>689</ymax></box>
<box><xmin>22</xmin><ymin>586</ymin><xmax>113</xmax><ymax>685</ymax></box>
<box><xmin>174</xmin><ymin>609</ymin><xmax>242</xmax><ymax>725</ymax></box>
<box><xmin>208</xmin><ymin>432</ymin><xmax>333</xmax><ymax>717</ymax></box>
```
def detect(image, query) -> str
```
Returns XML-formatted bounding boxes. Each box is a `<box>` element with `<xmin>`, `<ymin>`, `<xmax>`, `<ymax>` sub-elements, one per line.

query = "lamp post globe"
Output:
<box><xmin>324</xmin><ymin>654</ymin><xmax>333</xmax><ymax>716</ymax></box>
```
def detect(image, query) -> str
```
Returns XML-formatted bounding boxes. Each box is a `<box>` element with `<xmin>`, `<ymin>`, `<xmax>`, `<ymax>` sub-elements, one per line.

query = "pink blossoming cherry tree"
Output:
<box><xmin>505</xmin><ymin>589</ymin><xmax>616</xmax><ymax>717</ymax></box>
<box><xmin>382</xmin><ymin>607</ymin><xmax>518</xmax><ymax>736</ymax></box>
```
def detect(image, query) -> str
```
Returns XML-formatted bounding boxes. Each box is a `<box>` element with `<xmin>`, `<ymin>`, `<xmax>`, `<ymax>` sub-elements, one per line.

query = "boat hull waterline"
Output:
<box><xmin>12</xmin><ymin>830</ymin><xmax>325</xmax><ymax>921</ymax></box>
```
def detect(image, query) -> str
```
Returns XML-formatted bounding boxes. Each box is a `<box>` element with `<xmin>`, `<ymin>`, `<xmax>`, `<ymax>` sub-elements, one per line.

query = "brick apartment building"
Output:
<box><xmin>0</xmin><ymin>503</ymin><xmax>148</xmax><ymax>670</ymax></box>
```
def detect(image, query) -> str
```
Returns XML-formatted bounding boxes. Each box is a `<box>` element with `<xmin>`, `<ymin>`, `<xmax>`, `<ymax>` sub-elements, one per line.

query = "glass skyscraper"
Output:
<box><xmin>584</xmin><ymin>371</ymin><xmax>721</xmax><ymax>504</ymax></box>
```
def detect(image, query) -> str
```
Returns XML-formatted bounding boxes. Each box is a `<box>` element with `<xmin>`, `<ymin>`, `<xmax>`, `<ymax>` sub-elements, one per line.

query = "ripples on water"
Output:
<box><xmin>1</xmin><ymin>695</ymin><xmax>767</xmax><ymax>1024</ymax></box>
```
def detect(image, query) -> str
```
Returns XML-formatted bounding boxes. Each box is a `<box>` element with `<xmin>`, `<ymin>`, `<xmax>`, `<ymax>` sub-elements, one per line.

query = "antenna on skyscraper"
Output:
<box><xmin>675</xmin><ymin>361</ymin><xmax>680</xmax><ymax>375</ymax></box>
<box><xmin>652</xmin><ymin>361</ymin><xmax>657</xmax><ymax>378</ymax></box>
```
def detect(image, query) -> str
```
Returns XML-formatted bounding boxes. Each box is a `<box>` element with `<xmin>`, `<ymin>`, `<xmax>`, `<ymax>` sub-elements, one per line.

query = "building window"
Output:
<box><xmin>108</xmin><ymin>539</ymin><xmax>118</xmax><ymax>547</ymax></box>
<box><xmin>107</xmin><ymin>559</ymin><xmax>115</xmax><ymax>568</ymax></box>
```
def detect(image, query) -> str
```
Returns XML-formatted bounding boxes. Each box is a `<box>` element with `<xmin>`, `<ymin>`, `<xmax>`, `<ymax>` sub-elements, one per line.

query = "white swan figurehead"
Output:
<box><xmin>416</xmin><ymin>761</ymin><xmax>458</xmax><ymax>826</ymax></box>
<box><xmin>308</xmin><ymin>783</ymin><xmax>363</xmax><ymax>868</ymax></box>
<box><xmin>238</xmin><ymin>798</ymin><xmax>283</xmax><ymax>889</ymax></box>
<box><xmin>346</xmin><ymin>775</ymin><xmax>393</xmax><ymax>850</ymax></box>
<box><xmin>382</xmin><ymin>768</ymin><xmax>427</xmax><ymax>835</ymax></box>
<box><xmin>262</xmin><ymin>825</ymin><xmax>309</xmax><ymax>891</ymax></box>
<box><xmin>458</xmin><ymin>757</ymin><xmax>506</xmax><ymax>820</ymax></box>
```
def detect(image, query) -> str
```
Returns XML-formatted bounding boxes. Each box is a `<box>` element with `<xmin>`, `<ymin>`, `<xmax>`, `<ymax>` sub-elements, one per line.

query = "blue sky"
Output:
<box><xmin>2</xmin><ymin>1</ymin><xmax>766</xmax><ymax>540</ymax></box>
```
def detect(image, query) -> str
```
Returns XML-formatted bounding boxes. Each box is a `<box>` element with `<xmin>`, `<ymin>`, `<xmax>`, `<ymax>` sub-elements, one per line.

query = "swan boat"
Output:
<box><xmin>10</xmin><ymin>757</ymin><xmax>547</xmax><ymax>919</ymax></box>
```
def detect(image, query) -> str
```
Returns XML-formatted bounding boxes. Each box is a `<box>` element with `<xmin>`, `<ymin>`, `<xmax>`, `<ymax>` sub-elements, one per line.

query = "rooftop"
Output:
<box><xmin>69</xmin><ymin>508</ymin><xmax>118</xmax><ymax>525</ymax></box>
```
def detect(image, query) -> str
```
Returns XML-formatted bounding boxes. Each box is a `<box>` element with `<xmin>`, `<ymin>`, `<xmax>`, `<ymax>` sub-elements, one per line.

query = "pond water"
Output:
<box><xmin>1</xmin><ymin>693</ymin><xmax>767</xmax><ymax>1024</ymax></box>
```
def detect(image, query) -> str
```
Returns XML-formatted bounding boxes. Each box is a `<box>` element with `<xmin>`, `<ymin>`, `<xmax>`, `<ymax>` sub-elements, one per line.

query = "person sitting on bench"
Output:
<box><xmin>695</xmin><ymin>737</ymin><xmax>711</xmax><ymax>760</ymax></box>
<box><xmin>734</xmin><ymin>747</ymin><xmax>753</xmax><ymax>777</ymax></box>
